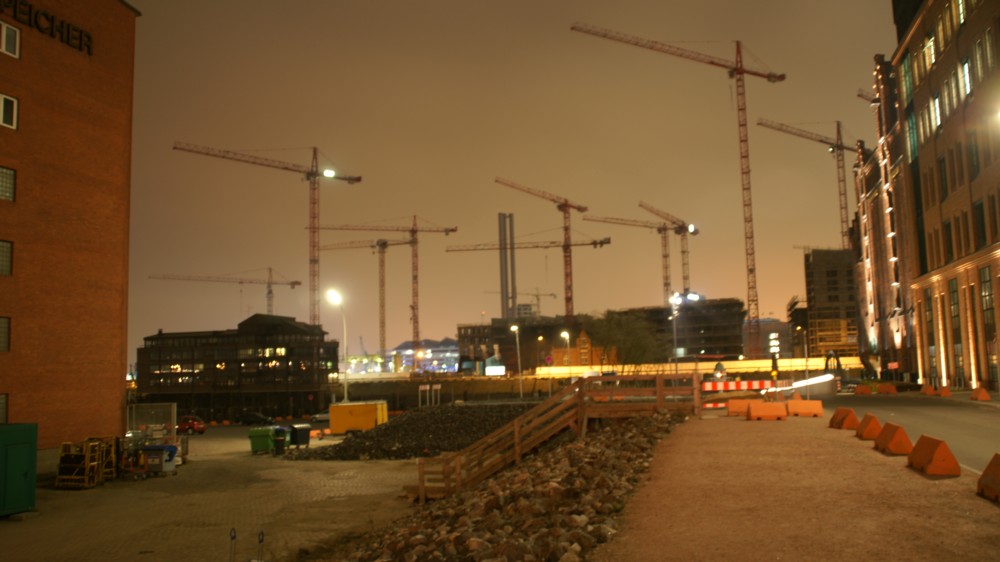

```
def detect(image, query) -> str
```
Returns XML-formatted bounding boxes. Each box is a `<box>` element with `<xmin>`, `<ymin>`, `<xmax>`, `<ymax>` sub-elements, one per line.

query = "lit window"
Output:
<box><xmin>0</xmin><ymin>166</ymin><xmax>13</xmax><ymax>201</ymax></box>
<box><xmin>926</xmin><ymin>35</ymin><xmax>936</xmax><ymax>66</ymax></box>
<box><xmin>932</xmin><ymin>96</ymin><xmax>942</xmax><ymax>128</ymax></box>
<box><xmin>958</xmin><ymin>0</ymin><xmax>966</xmax><ymax>24</ymax></box>
<box><xmin>0</xmin><ymin>317</ymin><xmax>9</xmax><ymax>352</ymax></box>
<box><xmin>987</xmin><ymin>29</ymin><xmax>995</xmax><ymax>71</ymax></box>
<box><xmin>0</xmin><ymin>240</ymin><xmax>10</xmax><ymax>275</ymax></box>
<box><xmin>961</xmin><ymin>60</ymin><xmax>972</xmax><ymax>95</ymax></box>
<box><xmin>0</xmin><ymin>21</ymin><xmax>17</xmax><ymax>58</ymax></box>
<box><xmin>0</xmin><ymin>94</ymin><xmax>16</xmax><ymax>129</ymax></box>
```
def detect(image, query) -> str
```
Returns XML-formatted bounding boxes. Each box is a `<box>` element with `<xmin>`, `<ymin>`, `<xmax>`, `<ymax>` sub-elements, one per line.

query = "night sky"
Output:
<box><xmin>127</xmin><ymin>0</ymin><xmax>898</xmax><ymax>366</ymax></box>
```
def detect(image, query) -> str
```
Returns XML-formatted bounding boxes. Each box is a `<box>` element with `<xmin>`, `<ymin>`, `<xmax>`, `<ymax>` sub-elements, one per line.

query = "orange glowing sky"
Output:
<box><xmin>127</xmin><ymin>0</ymin><xmax>898</xmax><ymax>365</ymax></box>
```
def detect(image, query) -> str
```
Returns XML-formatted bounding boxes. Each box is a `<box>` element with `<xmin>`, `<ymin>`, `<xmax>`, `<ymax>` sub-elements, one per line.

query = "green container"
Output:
<box><xmin>0</xmin><ymin>424</ymin><xmax>37</xmax><ymax>517</ymax></box>
<box><xmin>247</xmin><ymin>426</ymin><xmax>275</xmax><ymax>454</ymax></box>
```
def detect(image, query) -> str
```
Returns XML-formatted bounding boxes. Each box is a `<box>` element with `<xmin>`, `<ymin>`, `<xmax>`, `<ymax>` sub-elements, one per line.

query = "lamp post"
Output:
<box><xmin>670</xmin><ymin>291</ymin><xmax>701</xmax><ymax>388</ymax></box>
<box><xmin>510</xmin><ymin>324</ymin><xmax>523</xmax><ymax>399</ymax></box>
<box><xmin>797</xmin><ymin>325</ymin><xmax>810</xmax><ymax>399</ymax></box>
<box><xmin>325</xmin><ymin>288</ymin><xmax>349</xmax><ymax>402</ymax></box>
<box><xmin>560</xmin><ymin>330</ymin><xmax>570</xmax><ymax>368</ymax></box>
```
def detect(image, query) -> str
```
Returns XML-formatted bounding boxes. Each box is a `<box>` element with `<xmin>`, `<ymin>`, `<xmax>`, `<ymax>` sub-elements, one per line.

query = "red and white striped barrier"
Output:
<box><xmin>702</xmin><ymin>380</ymin><xmax>774</xmax><ymax>391</ymax></box>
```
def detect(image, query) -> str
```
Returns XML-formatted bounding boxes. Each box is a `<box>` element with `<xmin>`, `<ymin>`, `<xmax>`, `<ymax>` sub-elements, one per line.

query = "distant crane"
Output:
<box><xmin>319</xmin><ymin>238</ymin><xmax>411</xmax><ymax>359</ymax></box>
<box><xmin>150</xmin><ymin>267</ymin><xmax>301</xmax><ymax>315</ymax></box>
<box><xmin>757</xmin><ymin>119</ymin><xmax>858</xmax><ymax>249</ymax></box>
<box><xmin>584</xmin><ymin>210</ymin><xmax>698</xmax><ymax>306</ymax></box>
<box><xmin>495</xmin><ymin>177</ymin><xmax>588</xmax><ymax>319</ymax></box>
<box><xmin>173</xmin><ymin>141</ymin><xmax>361</xmax><ymax>326</ymax></box>
<box><xmin>571</xmin><ymin>23</ymin><xmax>785</xmax><ymax>357</ymax></box>
<box><xmin>319</xmin><ymin>216</ymin><xmax>457</xmax><ymax>347</ymax></box>
<box><xmin>485</xmin><ymin>288</ymin><xmax>558</xmax><ymax>316</ymax></box>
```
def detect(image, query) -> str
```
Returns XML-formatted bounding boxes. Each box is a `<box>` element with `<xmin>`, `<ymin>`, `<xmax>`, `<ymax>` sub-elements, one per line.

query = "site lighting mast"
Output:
<box><xmin>571</xmin><ymin>23</ymin><xmax>785</xmax><ymax>358</ymax></box>
<box><xmin>173</xmin><ymin>141</ymin><xmax>360</xmax><ymax>326</ymax></box>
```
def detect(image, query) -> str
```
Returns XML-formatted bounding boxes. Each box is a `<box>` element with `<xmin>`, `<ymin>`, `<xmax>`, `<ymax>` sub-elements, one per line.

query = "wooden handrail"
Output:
<box><xmin>406</xmin><ymin>373</ymin><xmax>698</xmax><ymax>502</ymax></box>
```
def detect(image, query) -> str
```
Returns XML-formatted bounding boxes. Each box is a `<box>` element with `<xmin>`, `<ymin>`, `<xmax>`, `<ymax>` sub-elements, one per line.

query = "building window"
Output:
<box><xmin>0</xmin><ymin>94</ymin><xmax>16</xmax><ymax>129</ymax></box>
<box><xmin>943</xmin><ymin>221</ymin><xmax>954</xmax><ymax>263</ymax></box>
<box><xmin>925</xmin><ymin>289</ymin><xmax>937</xmax><ymax>382</ymax></box>
<box><xmin>0</xmin><ymin>240</ymin><xmax>10</xmax><ymax>275</ymax></box>
<box><xmin>0</xmin><ymin>166</ymin><xmax>13</xmax><ymax>201</ymax></box>
<box><xmin>938</xmin><ymin>157</ymin><xmax>948</xmax><ymax>198</ymax></box>
<box><xmin>958</xmin><ymin>0</ymin><xmax>966</xmax><ymax>24</ymax></box>
<box><xmin>949</xmin><ymin>278</ymin><xmax>964</xmax><ymax>385</ymax></box>
<box><xmin>987</xmin><ymin>28</ymin><xmax>995</xmax><ymax>71</ymax></box>
<box><xmin>961</xmin><ymin>60</ymin><xmax>972</xmax><ymax>96</ymax></box>
<box><xmin>968</xmin><ymin>132</ymin><xmax>980</xmax><ymax>181</ymax></box>
<box><xmin>0</xmin><ymin>21</ymin><xmax>17</xmax><ymax>58</ymax></box>
<box><xmin>0</xmin><ymin>317</ymin><xmax>8</xmax><ymax>352</ymax></box>
<box><xmin>932</xmin><ymin>95</ymin><xmax>942</xmax><ymax>128</ymax></box>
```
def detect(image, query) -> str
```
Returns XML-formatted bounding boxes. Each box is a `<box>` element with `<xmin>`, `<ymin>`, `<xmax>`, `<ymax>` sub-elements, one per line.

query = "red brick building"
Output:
<box><xmin>0</xmin><ymin>0</ymin><xmax>138</xmax><ymax>471</ymax></box>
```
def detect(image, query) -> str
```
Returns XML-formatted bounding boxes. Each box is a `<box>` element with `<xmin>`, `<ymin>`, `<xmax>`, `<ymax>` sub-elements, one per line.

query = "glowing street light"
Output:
<box><xmin>510</xmin><ymin>324</ymin><xmax>523</xmax><ymax>399</ymax></box>
<box><xmin>560</xmin><ymin>330</ymin><xmax>570</xmax><ymax>366</ymax></box>
<box><xmin>797</xmin><ymin>325</ymin><xmax>810</xmax><ymax>399</ymax></box>
<box><xmin>325</xmin><ymin>288</ymin><xmax>349</xmax><ymax>402</ymax></box>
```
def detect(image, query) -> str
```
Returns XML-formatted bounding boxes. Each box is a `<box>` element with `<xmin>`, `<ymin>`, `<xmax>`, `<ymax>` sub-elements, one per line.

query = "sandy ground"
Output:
<box><xmin>590</xmin><ymin>414</ymin><xmax>1000</xmax><ymax>562</ymax></box>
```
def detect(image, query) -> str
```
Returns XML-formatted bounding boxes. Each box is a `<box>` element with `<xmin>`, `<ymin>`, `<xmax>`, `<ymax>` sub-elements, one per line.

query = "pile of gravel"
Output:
<box><xmin>289</xmin><ymin>403</ymin><xmax>536</xmax><ymax>461</ymax></box>
<box><xmin>296</xmin><ymin>411</ymin><xmax>683</xmax><ymax>561</ymax></box>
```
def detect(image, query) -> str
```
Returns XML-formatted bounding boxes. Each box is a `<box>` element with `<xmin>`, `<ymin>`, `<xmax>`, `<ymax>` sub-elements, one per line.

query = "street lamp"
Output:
<box><xmin>797</xmin><ymin>325</ymin><xmax>810</xmax><ymax>399</ymax></box>
<box><xmin>670</xmin><ymin>291</ymin><xmax>701</xmax><ymax>387</ymax></box>
<box><xmin>325</xmin><ymin>288</ymin><xmax>349</xmax><ymax>402</ymax></box>
<box><xmin>510</xmin><ymin>325</ymin><xmax>523</xmax><ymax>399</ymax></box>
<box><xmin>560</xmin><ymin>330</ymin><xmax>570</xmax><ymax>367</ymax></box>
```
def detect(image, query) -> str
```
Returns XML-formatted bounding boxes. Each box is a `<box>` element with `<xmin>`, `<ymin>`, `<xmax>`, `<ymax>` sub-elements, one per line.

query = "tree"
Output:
<box><xmin>582</xmin><ymin>310</ymin><xmax>664</xmax><ymax>375</ymax></box>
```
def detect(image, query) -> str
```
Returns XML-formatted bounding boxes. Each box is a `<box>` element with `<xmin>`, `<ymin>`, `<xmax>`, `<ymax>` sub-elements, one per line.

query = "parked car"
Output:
<box><xmin>236</xmin><ymin>412</ymin><xmax>274</xmax><ymax>426</ymax></box>
<box><xmin>310</xmin><ymin>411</ymin><xmax>330</xmax><ymax>423</ymax></box>
<box><xmin>177</xmin><ymin>415</ymin><xmax>207</xmax><ymax>435</ymax></box>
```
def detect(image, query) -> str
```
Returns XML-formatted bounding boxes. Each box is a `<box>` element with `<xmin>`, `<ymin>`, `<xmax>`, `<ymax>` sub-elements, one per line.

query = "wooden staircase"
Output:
<box><xmin>405</xmin><ymin>372</ymin><xmax>699</xmax><ymax>502</ymax></box>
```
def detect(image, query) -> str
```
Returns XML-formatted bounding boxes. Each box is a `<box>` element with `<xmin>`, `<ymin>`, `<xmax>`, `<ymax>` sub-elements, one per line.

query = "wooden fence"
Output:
<box><xmin>405</xmin><ymin>372</ymin><xmax>700</xmax><ymax>502</ymax></box>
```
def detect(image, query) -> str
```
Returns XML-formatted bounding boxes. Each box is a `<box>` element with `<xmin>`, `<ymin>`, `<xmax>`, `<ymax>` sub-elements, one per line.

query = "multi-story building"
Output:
<box><xmin>135</xmin><ymin>314</ymin><xmax>338</xmax><ymax>421</ymax></box>
<box><xmin>803</xmin><ymin>249</ymin><xmax>860</xmax><ymax>359</ymax></box>
<box><xmin>0</xmin><ymin>1</ymin><xmax>139</xmax><ymax>470</ymax></box>
<box><xmin>879</xmin><ymin>0</ymin><xmax>1000</xmax><ymax>389</ymax></box>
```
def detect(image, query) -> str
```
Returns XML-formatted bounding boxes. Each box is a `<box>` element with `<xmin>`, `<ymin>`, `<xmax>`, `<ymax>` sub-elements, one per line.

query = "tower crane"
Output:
<box><xmin>583</xmin><ymin>211</ymin><xmax>696</xmax><ymax>306</ymax></box>
<box><xmin>319</xmin><ymin>238</ymin><xmax>411</xmax><ymax>360</ymax></box>
<box><xmin>571</xmin><ymin>23</ymin><xmax>785</xmax><ymax>357</ymax></box>
<box><xmin>637</xmin><ymin>202</ymin><xmax>699</xmax><ymax>296</ymax></box>
<box><xmin>172</xmin><ymin>141</ymin><xmax>361</xmax><ymax>327</ymax></box>
<box><xmin>495</xmin><ymin>177</ymin><xmax>588</xmax><ymax>319</ymax></box>
<box><xmin>319</xmin><ymin>216</ymin><xmax>457</xmax><ymax>347</ymax></box>
<box><xmin>150</xmin><ymin>267</ymin><xmax>301</xmax><ymax>315</ymax></box>
<box><xmin>756</xmin><ymin>119</ymin><xmax>859</xmax><ymax>250</ymax></box>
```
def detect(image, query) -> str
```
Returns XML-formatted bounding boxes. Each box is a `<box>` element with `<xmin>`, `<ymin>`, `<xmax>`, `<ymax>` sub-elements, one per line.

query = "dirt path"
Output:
<box><xmin>590</xmin><ymin>414</ymin><xmax>1000</xmax><ymax>561</ymax></box>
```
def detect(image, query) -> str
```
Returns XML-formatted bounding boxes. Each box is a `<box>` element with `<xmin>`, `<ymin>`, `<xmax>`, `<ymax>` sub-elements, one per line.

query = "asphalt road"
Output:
<box><xmin>825</xmin><ymin>391</ymin><xmax>1000</xmax><ymax>473</ymax></box>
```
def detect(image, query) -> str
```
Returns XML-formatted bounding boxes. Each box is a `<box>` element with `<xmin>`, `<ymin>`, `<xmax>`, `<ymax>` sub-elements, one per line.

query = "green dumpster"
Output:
<box><xmin>248</xmin><ymin>426</ymin><xmax>275</xmax><ymax>454</ymax></box>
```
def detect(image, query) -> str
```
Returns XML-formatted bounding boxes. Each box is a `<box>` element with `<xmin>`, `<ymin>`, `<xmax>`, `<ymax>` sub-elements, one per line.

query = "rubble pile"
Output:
<box><xmin>290</xmin><ymin>403</ymin><xmax>536</xmax><ymax>461</ymax></box>
<box><xmin>299</xmin><ymin>411</ymin><xmax>682</xmax><ymax>562</ymax></box>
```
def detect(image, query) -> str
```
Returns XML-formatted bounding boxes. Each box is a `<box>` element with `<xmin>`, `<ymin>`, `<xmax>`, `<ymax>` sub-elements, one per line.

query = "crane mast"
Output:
<box><xmin>319</xmin><ymin>238</ymin><xmax>410</xmax><ymax>360</ymax></box>
<box><xmin>173</xmin><ymin>141</ymin><xmax>360</xmax><ymax>327</ymax></box>
<box><xmin>637</xmin><ymin>201</ymin><xmax>699</xmax><ymax>296</ymax></box>
<box><xmin>494</xmin><ymin>177</ymin><xmax>588</xmax><ymax>319</ymax></box>
<box><xmin>150</xmin><ymin>267</ymin><xmax>301</xmax><ymax>315</ymax></box>
<box><xmin>570</xmin><ymin>23</ymin><xmax>785</xmax><ymax>357</ymax></box>
<box><xmin>757</xmin><ymin>119</ymin><xmax>856</xmax><ymax>249</ymax></box>
<box><xmin>320</xmin><ymin>216</ymin><xmax>456</xmax><ymax>347</ymax></box>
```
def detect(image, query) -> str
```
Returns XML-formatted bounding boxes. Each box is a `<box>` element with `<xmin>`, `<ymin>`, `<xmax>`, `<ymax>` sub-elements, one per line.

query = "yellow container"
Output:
<box><xmin>329</xmin><ymin>400</ymin><xmax>388</xmax><ymax>434</ymax></box>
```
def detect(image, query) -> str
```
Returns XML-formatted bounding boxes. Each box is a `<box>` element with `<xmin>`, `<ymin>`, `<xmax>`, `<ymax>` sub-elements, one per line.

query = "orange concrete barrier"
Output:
<box><xmin>938</xmin><ymin>387</ymin><xmax>952</xmax><ymax>397</ymax></box>
<box><xmin>786</xmin><ymin>400</ymin><xmax>823</xmax><ymax>417</ymax></box>
<box><xmin>322</xmin><ymin>428</ymin><xmax>333</xmax><ymax>435</ymax></box>
<box><xmin>908</xmin><ymin>435</ymin><xmax>961</xmax><ymax>477</ymax></box>
<box><xmin>971</xmin><ymin>387</ymin><xmax>992</xmax><ymax>401</ymax></box>
<box><xmin>309</xmin><ymin>429</ymin><xmax>323</xmax><ymax>440</ymax></box>
<box><xmin>727</xmin><ymin>399</ymin><xmax>760</xmax><ymax>417</ymax></box>
<box><xmin>855</xmin><ymin>413</ymin><xmax>882</xmax><ymax>440</ymax></box>
<box><xmin>876</xmin><ymin>383</ymin><xmax>898</xmax><ymax>394</ymax></box>
<box><xmin>920</xmin><ymin>385</ymin><xmax>937</xmax><ymax>396</ymax></box>
<box><xmin>222</xmin><ymin>420</ymin><xmax>231</xmax><ymax>426</ymax></box>
<box><xmin>854</xmin><ymin>385</ymin><xmax>872</xmax><ymax>395</ymax></box>
<box><xmin>829</xmin><ymin>407</ymin><xmax>859</xmax><ymax>430</ymax></box>
<box><xmin>873</xmin><ymin>422</ymin><xmax>913</xmax><ymax>455</ymax></box>
<box><xmin>791</xmin><ymin>391</ymin><xmax>803</xmax><ymax>400</ymax></box>
<box><xmin>976</xmin><ymin>453</ymin><xmax>1000</xmax><ymax>502</ymax></box>
<box><xmin>209</xmin><ymin>420</ymin><xmax>218</xmax><ymax>427</ymax></box>
<box><xmin>746</xmin><ymin>401</ymin><xmax>787</xmax><ymax>421</ymax></box>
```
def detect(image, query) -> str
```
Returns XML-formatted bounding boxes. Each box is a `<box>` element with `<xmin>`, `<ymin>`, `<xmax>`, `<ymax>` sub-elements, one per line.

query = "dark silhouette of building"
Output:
<box><xmin>136</xmin><ymin>315</ymin><xmax>338</xmax><ymax>421</ymax></box>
